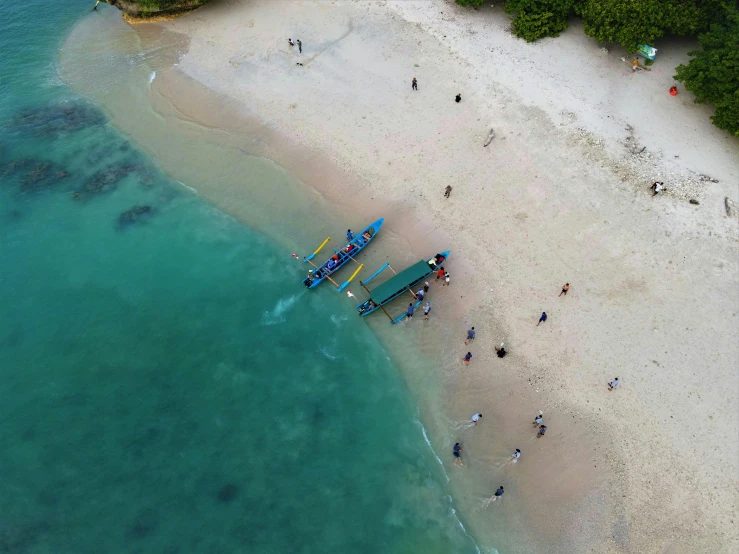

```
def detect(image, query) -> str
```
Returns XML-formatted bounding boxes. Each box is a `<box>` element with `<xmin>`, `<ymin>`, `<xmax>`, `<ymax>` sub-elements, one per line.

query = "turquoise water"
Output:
<box><xmin>0</xmin><ymin>2</ymin><xmax>481</xmax><ymax>552</ymax></box>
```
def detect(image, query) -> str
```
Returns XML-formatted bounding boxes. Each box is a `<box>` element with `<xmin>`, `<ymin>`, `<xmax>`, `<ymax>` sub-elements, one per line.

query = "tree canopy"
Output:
<box><xmin>579</xmin><ymin>0</ymin><xmax>701</xmax><ymax>53</ymax></box>
<box><xmin>674</xmin><ymin>8</ymin><xmax>739</xmax><ymax>136</ymax></box>
<box><xmin>505</xmin><ymin>0</ymin><xmax>578</xmax><ymax>42</ymax></box>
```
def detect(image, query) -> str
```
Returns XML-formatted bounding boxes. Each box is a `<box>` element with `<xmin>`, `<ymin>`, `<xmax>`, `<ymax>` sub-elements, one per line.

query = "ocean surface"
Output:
<box><xmin>0</xmin><ymin>1</ymin><xmax>481</xmax><ymax>553</ymax></box>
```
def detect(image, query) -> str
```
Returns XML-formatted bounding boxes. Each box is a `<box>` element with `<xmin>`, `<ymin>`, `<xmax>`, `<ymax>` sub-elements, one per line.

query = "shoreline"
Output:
<box><xmin>62</xmin><ymin>2</ymin><xmax>738</xmax><ymax>553</ymax></box>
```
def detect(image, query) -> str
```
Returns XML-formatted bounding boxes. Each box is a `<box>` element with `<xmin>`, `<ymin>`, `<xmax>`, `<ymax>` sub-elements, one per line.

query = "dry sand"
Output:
<box><xmin>96</xmin><ymin>0</ymin><xmax>738</xmax><ymax>552</ymax></box>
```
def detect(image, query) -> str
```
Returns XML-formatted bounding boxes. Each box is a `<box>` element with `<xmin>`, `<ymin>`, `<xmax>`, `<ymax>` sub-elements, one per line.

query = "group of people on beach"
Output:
<box><xmin>447</xmin><ymin>280</ymin><xmax>621</xmax><ymax>501</ymax></box>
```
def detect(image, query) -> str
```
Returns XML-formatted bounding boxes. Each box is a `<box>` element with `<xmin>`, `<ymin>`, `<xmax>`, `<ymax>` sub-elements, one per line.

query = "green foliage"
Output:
<box><xmin>110</xmin><ymin>0</ymin><xmax>212</xmax><ymax>16</ymax></box>
<box><xmin>579</xmin><ymin>0</ymin><xmax>701</xmax><ymax>52</ymax></box>
<box><xmin>695</xmin><ymin>0</ymin><xmax>737</xmax><ymax>31</ymax></box>
<box><xmin>506</xmin><ymin>0</ymin><xmax>578</xmax><ymax>41</ymax></box>
<box><xmin>455</xmin><ymin>0</ymin><xmax>485</xmax><ymax>7</ymax></box>
<box><xmin>675</xmin><ymin>10</ymin><xmax>739</xmax><ymax>136</ymax></box>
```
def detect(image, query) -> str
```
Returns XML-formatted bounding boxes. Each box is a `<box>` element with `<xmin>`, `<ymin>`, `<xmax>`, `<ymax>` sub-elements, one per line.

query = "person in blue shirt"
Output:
<box><xmin>537</xmin><ymin>312</ymin><xmax>547</xmax><ymax>326</ymax></box>
<box><xmin>346</xmin><ymin>229</ymin><xmax>354</xmax><ymax>241</ymax></box>
<box><xmin>465</xmin><ymin>327</ymin><xmax>475</xmax><ymax>344</ymax></box>
<box><xmin>406</xmin><ymin>303</ymin><xmax>415</xmax><ymax>319</ymax></box>
<box><xmin>327</xmin><ymin>259</ymin><xmax>336</xmax><ymax>271</ymax></box>
<box><xmin>493</xmin><ymin>486</ymin><xmax>504</xmax><ymax>501</ymax></box>
<box><xmin>453</xmin><ymin>443</ymin><xmax>464</xmax><ymax>466</ymax></box>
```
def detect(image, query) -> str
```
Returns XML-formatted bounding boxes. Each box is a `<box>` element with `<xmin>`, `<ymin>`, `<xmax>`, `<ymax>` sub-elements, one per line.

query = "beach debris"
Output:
<box><xmin>10</xmin><ymin>101</ymin><xmax>106</xmax><ymax>137</ymax></box>
<box><xmin>699</xmin><ymin>174</ymin><xmax>719</xmax><ymax>183</ymax></box>
<box><xmin>725</xmin><ymin>197</ymin><xmax>736</xmax><ymax>218</ymax></box>
<box><xmin>483</xmin><ymin>128</ymin><xmax>495</xmax><ymax>147</ymax></box>
<box><xmin>118</xmin><ymin>205</ymin><xmax>154</xmax><ymax>228</ymax></box>
<box><xmin>570</xmin><ymin>126</ymin><xmax>713</xmax><ymax>201</ymax></box>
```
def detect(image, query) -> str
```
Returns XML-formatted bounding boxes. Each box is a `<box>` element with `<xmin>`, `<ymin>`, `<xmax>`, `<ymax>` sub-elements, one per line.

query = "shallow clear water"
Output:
<box><xmin>0</xmin><ymin>2</ymin><xmax>482</xmax><ymax>553</ymax></box>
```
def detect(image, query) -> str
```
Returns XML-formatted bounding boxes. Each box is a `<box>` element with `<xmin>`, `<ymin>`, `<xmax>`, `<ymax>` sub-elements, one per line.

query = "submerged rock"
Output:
<box><xmin>21</xmin><ymin>162</ymin><xmax>70</xmax><ymax>192</ymax></box>
<box><xmin>216</xmin><ymin>483</ymin><xmax>239</xmax><ymax>503</ymax></box>
<box><xmin>1</xmin><ymin>158</ymin><xmax>32</xmax><ymax>177</ymax></box>
<box><xmin>1</xmin><ymin>159</ymin><xmax>71</xmax><ymax>193</ymax></box>
<box><xmin>118</xmin><ymin>205</ymin><xmax>154</xmax><ymax>227</ymax></box>
<box><xmin>10</xmin><ymin>101</ymin><xmax>105</xmax><ymax>137</ymax></box>
<box><xmin>75</xmin><ymin>162</ymin><xmax>140</xmax><ymax>198</ymax></box>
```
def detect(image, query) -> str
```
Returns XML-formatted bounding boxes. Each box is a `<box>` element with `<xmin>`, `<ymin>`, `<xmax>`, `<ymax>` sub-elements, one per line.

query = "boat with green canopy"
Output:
<box><xmin>356</xmin><ymin>251</ymin><xmax>450</xmax><ymax>323</ymax></box>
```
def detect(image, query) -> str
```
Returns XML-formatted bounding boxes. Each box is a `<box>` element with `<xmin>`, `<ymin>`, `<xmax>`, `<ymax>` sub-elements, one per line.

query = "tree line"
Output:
<box><xmin>456</xmin><ymin>0</ymin><xmax>738</xmax><ymax>136</ymax></box>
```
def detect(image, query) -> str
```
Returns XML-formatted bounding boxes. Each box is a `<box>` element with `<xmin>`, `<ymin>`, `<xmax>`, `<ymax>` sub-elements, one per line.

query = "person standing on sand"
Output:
<box><xmin>416</xmin><ymin>288</ymin><xmax>425</xmax><ymax>302</ymax></box>
<box><xmin>436</xmin><ymin>266</ymin><xmax>445</xmax><ymax>280</ymax></box>
<box><xmin>471</xmin><ymin>413</ymin><xmax>482</xmax><ymax>425</ymax></box>
<box><xmin>463</xmin><ymin>352</ymin><xmax>472</xmax><ymax>364</ymax></box>
<box><xmin>511</xmin><ymin>449</ymin><xmax>521</xmax><ymax>463</ymax></box>
<box><xmin>465</xmin><ymin>327</ymin><xmax>476</xmax><ymax>344</ymax></box>
<box><xmin>492</xmin><ymin>486</ymin><xmax>504</xmax><ymax>501</ymax></box>
<box><xmin>412</xmin><ymin>77</ymin><xmax>418</xmax><ymax>91</ymax></box>
<box><xmin>537</xmin><ymin>425</ymin><xmax>547</xmax><ymax>438</ymax></box>
<box><xmin>297</xmin><ymin>39</ymin><xmax>302</xmax><ymax>53</ymax></box>
<box><xmin>444</xmin><ymin>185</ymin><xmax>452</xmax><ymax>198</ymax></box>
<box><xmin>455</xmin><ymin>93</ymin><xmax>462</xmax><ymax>103</ymax></box>
<box><xmin>495</xmin><ymin>344</ymin><xmax>506</xmax><ymax>358</ymax></box>
<box><xmin>559</xmin><ymin>283</ymin><xmax>569</xmax><ymax>296</ymax></box>
<box><xmin>423</xmin><ymin>281</ymin><xmax>430</xmax><ymax>294</ymax></box>
<box><xmin>444</xmin><ymin>272</ymin><xmax>450</xmax><ymax>286</ymax></box>
<box><xmin>453</xmin><ymin>443</ymin><xmax>464</xmax><ymax>466</ymax></box>
<box><xmin>406</xmin><ymin>303</ymin><xmax>415</xmax><ymax>319</ymax></box>
<box><xmin>632</xmin><ymin>58</ymin><xmax>639</xmax><ymax>72</ymax></box>
<box><xmin>651</xmin><ymin>181</ymin><xmax>664</xmax><ymax>196</ymax></box>
<box><xmin>537</xmin><ymin>312</ymin><xmax>547</xmax><ymax>326</ymax></box>
<box><xmin>533</xmin><ymin>411</ymin><xmax>543</xmax><ymax>426</ymax></box>
<box><xmin>424</xmin><ymin>302</ymin><xmax>431</xmax><ymax>320</ymax></box>
<box><xmin>608</xmin><ymin>377</ymin><xmax>620</xmax><ymax>390</ymax></box>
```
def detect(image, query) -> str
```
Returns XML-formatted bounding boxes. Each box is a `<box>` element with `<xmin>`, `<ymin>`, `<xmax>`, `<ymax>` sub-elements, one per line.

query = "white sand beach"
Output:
<box><xmin>66</xmin><ymin>1</ymin><xmax>739</xmax><ymax>552</ymax></box>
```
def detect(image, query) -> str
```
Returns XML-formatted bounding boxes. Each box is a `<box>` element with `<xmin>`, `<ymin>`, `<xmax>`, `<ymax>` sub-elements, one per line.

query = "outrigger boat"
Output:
<box><xmin>301</xmin><ymin>218</ymin><xmax>384</xmax><ymax>291</ymax></box>
<box><xmin>356</xmin><ymin>251</ymin><xmax>450</xmax><ymax>323</ymax></box>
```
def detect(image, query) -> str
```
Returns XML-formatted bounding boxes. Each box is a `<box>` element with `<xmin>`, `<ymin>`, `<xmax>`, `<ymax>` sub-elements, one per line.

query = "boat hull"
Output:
<box><xmin>357</xmin><ymin>251</ymin><xmax>450</xmax><ymax>318</ymax></box>
<box><xmin>301</xmin><ymin>218</ymin><xmax>384</xmax><ymax>289</ymax></box>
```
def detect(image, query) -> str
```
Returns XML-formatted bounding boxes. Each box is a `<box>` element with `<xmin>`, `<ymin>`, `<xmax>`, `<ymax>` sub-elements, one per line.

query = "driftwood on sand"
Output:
<box><xmin>483</xmin><ymin>128</ymin><xmax>495</xmax><ymax>147</ymax></box>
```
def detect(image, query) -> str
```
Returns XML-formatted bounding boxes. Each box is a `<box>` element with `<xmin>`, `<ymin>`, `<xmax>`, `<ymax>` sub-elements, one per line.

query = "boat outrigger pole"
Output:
<box><xmin>304</xmin><ymin>237</ymin><xmax>330</xmax><ymax>262</ymax></box>
<box><xmin>338</xmin><ymin>264</ymin><xmax>363</xmax><ymax>292</ymax></box>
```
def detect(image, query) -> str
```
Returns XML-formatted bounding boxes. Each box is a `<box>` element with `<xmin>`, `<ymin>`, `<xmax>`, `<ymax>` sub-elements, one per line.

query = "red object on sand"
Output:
<box><xmin>669</xmin><ymin>86</ymin><xmax>678</xmax><ymax>96</ymax></box>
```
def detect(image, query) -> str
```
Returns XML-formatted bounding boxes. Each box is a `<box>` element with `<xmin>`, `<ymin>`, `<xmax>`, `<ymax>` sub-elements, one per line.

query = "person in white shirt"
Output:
<box><xmin>471</xmin><ymin>413</ymin><xmax>482</xmax><ymax>425</ymax></box>
<box><xmin>511</xmin><ymin>448</ymin><xmax>521</xmax><ymax>463</ymax></box>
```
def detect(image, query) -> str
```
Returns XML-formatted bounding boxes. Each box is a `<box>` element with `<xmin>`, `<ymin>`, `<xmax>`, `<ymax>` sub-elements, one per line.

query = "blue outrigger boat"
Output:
<box><xmin>302</xmin><ymin>218</ymin><xmax>384</xmax><ymax>290</ymax></box>
<box><xmin>356</xmin><ymin>251</ymin><xmax>450</xmax><ymax>323</ymax></box>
